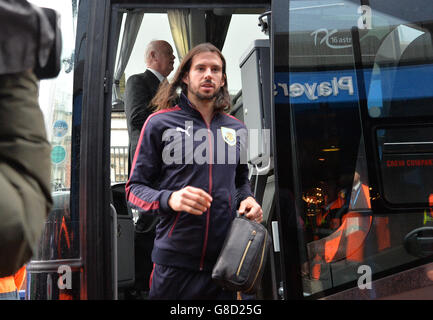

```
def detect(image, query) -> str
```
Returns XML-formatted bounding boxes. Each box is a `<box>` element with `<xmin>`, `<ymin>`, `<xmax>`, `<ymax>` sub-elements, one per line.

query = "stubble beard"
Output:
<box><xmin>188</xmin><ymin>81</ymin><xmax>219</xmax><ymax>102</ymax></box>
<box><xmin>194</xmin><ymin>91</ymin><xmax>217</xmax><ymax>101</ymax></box>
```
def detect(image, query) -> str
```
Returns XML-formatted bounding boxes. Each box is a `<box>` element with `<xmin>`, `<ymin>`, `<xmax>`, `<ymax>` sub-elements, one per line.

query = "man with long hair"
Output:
<box><xmin>124</xmin><ymin>39</ymin><xmax>175</xmax><ymax>299</ymax></box>
<box><xmin>126</xmin><ymin>43</ymin><xmax>262</xmax><ymax>299</ymax></box>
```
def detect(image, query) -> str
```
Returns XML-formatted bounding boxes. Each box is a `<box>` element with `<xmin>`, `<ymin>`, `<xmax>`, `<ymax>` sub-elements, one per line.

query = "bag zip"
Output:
<box><xmin>236</xmin><ymin>230</ymin><xmax>256</xmax><ymax>276</ymax></box>
<box><xmin>245</xmin><ymin>231</ymin><xmax>268</xmax><ymax>293</ymax></box>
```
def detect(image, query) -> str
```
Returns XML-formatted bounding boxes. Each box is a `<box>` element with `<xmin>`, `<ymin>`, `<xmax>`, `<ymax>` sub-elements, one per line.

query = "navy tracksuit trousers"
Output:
<box><xmin>149</xmin><ymin>264</ymin><xmax>236</xmax><ymax>300</ymax></box>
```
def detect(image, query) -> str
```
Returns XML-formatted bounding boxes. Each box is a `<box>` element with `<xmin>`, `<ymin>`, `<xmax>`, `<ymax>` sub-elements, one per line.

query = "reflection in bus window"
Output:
<box><xmin>367</xmin><ymin>25</ymin><xmax>433</xmax><ymax>118</ymax></box>
<box><xmin>27</xmin><ymin>0</ymin><xmax>79</xmax><ymax>261</ymax></box>
<box><xmin>29</xmin><ymin>0</ymin><xmax>76</xmax><ymax>192</ymax></box>
<box><xmin>282</xmin><ymin>0</ymin><xmax>433</xmax><ymax>297</ymax></box>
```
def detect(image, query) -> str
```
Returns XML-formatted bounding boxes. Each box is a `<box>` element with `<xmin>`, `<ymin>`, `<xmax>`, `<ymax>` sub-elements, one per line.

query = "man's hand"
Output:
<box><xmin>238</xmin><ymin>197</ymin><xmax>263</xmax><ymax>223</ymax></box>
<box><xmin>168</xmin><ymin>186</ymin><xmax>212</xmax><ymax>215</ymax></box>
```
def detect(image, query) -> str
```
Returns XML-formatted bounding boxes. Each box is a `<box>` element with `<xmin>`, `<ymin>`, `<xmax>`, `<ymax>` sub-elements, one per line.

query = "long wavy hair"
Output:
<box><xmin>151</xmin><ymin>43</ymin><xmax>231</xmax><ymax>113</ymax></box>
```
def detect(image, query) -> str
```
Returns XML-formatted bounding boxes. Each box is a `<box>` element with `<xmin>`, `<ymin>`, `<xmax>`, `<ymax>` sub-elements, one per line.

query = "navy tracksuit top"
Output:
<box><xmin>126</xmin><ymin>93</ymin><xmax>253</xmax><ymax>271</ymax></box>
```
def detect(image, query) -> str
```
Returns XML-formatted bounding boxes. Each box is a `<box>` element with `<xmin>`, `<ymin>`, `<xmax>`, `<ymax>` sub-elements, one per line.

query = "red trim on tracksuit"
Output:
<box><xmin>224</xmin><ymin>113</ymin><xmax>246</xmax><ymax>125</ymax></box>
<box><xmin>126</xmin><ymin>106</ymin><xmax>181</xmax><ymax>209</ymax></box>
<box><xmin>128</xmin><ymin>191</ymin><xmax>160</xmax><ymax>211</ymax></box>
<box><xmin>168</xmin><ymin>212</ymin><xmax>181</xmax><ymax>237</ymax></box>
<box><xmin>149</xmin><ymin>263</ymin><xmax>155</xmax><ymax>289</ymax></box>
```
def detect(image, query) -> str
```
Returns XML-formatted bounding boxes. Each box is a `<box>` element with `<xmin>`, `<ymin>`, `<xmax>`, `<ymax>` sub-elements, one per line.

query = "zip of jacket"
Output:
<box><xmin>196</xmin><ymin>109</ymin><xmax>214</xmax><ymax>271</ymax></box>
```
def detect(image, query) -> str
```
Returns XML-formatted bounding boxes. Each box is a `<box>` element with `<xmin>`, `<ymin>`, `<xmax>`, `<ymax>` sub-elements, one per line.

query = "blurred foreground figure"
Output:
<box><xmin>0</xmin><ymin>0</ymin><xmax>61</xmax><ymax>279</ymax></box>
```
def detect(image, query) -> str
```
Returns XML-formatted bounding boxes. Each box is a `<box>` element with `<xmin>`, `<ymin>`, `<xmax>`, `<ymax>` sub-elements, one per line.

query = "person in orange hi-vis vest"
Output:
<box><xmin>310</xmin><ymin>171</ymin><xmax>391</xmax><ymax>280</ymax></box>
<box><xmin>0</xmin><ymin>265</ymin><xmax>26</xmax><ymax>300</ymax></box>
<box><xmin>324</xmin><ymin>172</ymin><xmax>391</xmax><ymax>263</ymax></box>
<box><xmin>322</xmin><ymin>189</ymin><xmax>348</xmax><ymax>230</ymax></box>
<box><xmin>349</xmin><ymin>172</ymin><xmax>391</xmax><ymax>253</ymax></box>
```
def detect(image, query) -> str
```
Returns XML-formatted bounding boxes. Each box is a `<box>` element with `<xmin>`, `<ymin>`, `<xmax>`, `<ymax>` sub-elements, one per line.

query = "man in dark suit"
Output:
<box><xmin>125</xmin><ymin>40</ymin><xmax>175</xmax><ymax>170</ymax></box>
<box><xmin>124</xmin><ymin>40</ymin><xmax>175</xmax><ymax>299</ymax></box>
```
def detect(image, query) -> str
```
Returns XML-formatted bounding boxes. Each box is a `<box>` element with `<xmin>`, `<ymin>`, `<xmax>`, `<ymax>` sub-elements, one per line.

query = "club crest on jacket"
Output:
<box><xmin>221</xmin><ymin>127</ymin><xmax>236</xmax><ymax>146</ymax></box>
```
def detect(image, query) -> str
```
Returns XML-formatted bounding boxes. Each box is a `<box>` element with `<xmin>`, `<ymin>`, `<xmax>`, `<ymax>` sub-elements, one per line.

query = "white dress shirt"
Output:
<box><xmin>147</xmin><ymin>68</ymin><xmax>165</xmax><ymax>83</ymax></box>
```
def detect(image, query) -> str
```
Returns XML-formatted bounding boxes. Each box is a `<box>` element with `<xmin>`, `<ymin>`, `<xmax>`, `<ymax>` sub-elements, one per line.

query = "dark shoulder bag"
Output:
<box><xmin>212</xmin><ymin>216</ymin><xmax>272</xmax><ymax>294</ymax></box>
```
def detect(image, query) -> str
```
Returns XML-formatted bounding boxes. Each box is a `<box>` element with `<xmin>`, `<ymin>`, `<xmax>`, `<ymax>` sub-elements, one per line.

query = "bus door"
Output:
<box><xmin>107</xmin><ymin>1</ymin><xmax>271</xmax><ymax>300</ymax></box>
<box><xmin>27</xmin><ymin>0</ymin><xmax>117</xmax><ymax>300</ymax></box>
<box><xmin>25</xmin><ymin>0</ymin><xmax>84</xmax><ymax>300</ymax></box>
<box><xmin>272</xmin><ymin>0</ymin><xmax>433</xmax><ymax>299</ymax></box>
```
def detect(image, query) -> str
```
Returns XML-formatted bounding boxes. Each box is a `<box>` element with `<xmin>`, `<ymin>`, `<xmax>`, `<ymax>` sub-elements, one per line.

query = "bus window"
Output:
<box><xmin>110</xmin><ymin>12</ymin><xmax>180</xmax><ymax>184</ymax></box>
<box><xmin>26</xmin><ymin>0</ymin><xmax>80</xmax><ymax>300</ymax></box>
<box><xmin>365</xmin><ymin>24</ymin><xmax>433</xmax><ymax>207</ymax></box>
<box><xmin>28</xmin><ymin>0</ymin><xmax>78</xmax><ymax>258</ymax></box>
<box><xmin>273</xmin><ymin>0</ymin><xmax>433</xmax><ymax>298</ymax></box>
<box><xmin>366</xmin><ymin>25</ymin><xmax>433</xmax><ymax>119</ymax></box>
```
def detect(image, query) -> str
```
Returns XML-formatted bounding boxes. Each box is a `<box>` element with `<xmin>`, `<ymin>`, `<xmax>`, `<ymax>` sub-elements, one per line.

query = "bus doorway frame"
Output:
<box><xmin>71</xmin><ymin>0</ymin><xmax>276</xmax><ymax>300</ymax></box>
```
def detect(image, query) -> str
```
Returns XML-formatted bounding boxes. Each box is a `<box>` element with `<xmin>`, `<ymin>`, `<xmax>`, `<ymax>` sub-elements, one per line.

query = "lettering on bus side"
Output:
<box><xmin>274</xmin><ymin>76</ymin><xmax>354</xmax><ymax>101</ymax></box>
<box><xmin>386</xmin><ymin>159</ymin><xmax>433</xmax><ymax>167</ymax></box>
